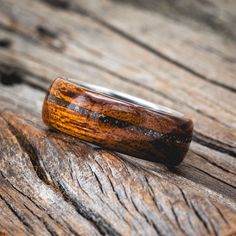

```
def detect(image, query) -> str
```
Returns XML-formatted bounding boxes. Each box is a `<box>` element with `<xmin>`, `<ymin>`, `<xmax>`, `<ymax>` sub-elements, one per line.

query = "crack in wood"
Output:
<box><xmin>0</xmin><ymin>194</ymin><xmax>34</xmax><ymax>234</ymax></box>
<box><xmin>23</xmin><ymin>204</ymin><xmax>58</xmax><ymax>236</ymax></box>
<box><xmin>4</xmin><ymin>120</ymin><xmax>53</xmax><ymax>187</ymax></box>
<box><xmin>192</xmin><ymin>151</ymin><xmax>236</xmax><ymax>175</ymax></box>
<box><xmin>187</xmin><ymin>164</ymin><xmax>236</xmax><ymax>190</ymax></box>
<box><xmin>193</xmin><ymin>132</ymin><xmax>236</xmax><ymax>158</ymax></box>
<box><xmin>210</xmin><ymin>202</ymin><xmax>229</xmax><ymax>226</ymax></box>
<box><xmin>171</xmin><ymin>206</ymin><xmax>186</xmax><ymax>235</ymax></box>
<box><xmin>106</xmin><ymin>175</ymin><xmax>136</xmax><ymax>218</ymax></box>
<box><xmin>56</xmin><ymin>181</ymin><xmax>121</xmax><ymax>236</ymax></box>
<box><xmin>190</xmin><ymin>200</ymin><xmax>211</xmax><ymax>235</ymax></box>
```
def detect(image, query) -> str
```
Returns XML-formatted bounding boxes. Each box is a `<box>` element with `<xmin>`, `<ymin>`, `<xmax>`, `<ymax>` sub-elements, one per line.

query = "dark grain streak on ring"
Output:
<box><xmin>48</xmin><ymin>93</ymin><xmax>192</xmax><ymax>144</ymax></box>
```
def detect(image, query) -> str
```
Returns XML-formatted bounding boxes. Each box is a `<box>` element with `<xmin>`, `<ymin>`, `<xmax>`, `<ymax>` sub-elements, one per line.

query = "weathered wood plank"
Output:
<box><xmin>0</xmin><ymin>0</ymin><xmax>236</xmax><ymax>235</ymax></box>
<box><xmin>0</xmin><ymin>82</ymin><xmax>236</xmax><ymax>235</ymax></box>
<box><xmin>49</xmin><ymin>0</ymin><xmax>236</xmax><ymax>91</ymax></box>
<box><xmin>0</xmin><ymin>31</ymin><xmax>236</xmax><ymax>181</ymax></box>
<box><xmin>0</xmin><ymin>81</ymin><xmax>235</xmax><ymax>202</ymax></box>
<box><xmin>0</xmin><ymin>0</ymin><xmax>235</xmax><ymax>198</ymax></box>
<box><xmin>98</xmin><ymin>0</ymin><xmax>236</xmax><ymax>40</ymax></box>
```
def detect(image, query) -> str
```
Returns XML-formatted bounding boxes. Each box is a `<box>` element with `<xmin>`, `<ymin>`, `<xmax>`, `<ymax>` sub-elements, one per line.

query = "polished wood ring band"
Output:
<box><xmin>42</xmin><ymin>78</ymin><xmax>193</xmax><ymax>166</ymax></box>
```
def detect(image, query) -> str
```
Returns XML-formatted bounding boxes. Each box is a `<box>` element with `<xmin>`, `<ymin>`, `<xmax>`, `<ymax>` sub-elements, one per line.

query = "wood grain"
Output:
<box><xmin>0</xmin><ymin>0</ymin><xmax>236</xmax><ymax>235</ymax></box>
<box><xmin>0</xmin><ymin>82</ymin><xmax>236</xmax><ymax>235</ymax></box>
<box><xmin>40</xmin><ymin>0</ymin><xmax>236</xmax><ymax>91</ymax></box>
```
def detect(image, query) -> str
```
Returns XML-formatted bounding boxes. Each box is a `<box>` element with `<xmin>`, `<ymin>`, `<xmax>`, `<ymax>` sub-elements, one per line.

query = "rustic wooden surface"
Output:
<box><xmin>0</xmin><ymin>0</ymin><xmax>236</xmax><ymax>235</ymax></box>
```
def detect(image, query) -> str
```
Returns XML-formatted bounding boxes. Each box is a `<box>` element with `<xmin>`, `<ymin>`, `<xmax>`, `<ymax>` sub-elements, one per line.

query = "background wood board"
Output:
<box><xmin>0</xmin><ymin>0</ymin><xmax>235</xmax><ymax>235</ymax></box>
<box><xmin>43</xmin><ymin>0</ymin><xmax>236</xmax><ymax>91</ymax></box>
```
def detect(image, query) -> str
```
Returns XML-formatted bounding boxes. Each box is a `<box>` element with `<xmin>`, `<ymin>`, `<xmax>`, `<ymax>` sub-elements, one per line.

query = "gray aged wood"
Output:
<box><xmin>0</xmin><ymin>0</ymin><xmax>236</xmax><ymax>235</ymax></box>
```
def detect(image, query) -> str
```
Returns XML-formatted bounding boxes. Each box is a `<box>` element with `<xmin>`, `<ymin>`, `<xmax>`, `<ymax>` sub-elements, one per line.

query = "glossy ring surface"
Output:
<box><xmin>42</xmin><ymin>78</ymin><xmax>193</xmax><ymax>166</ymax></box>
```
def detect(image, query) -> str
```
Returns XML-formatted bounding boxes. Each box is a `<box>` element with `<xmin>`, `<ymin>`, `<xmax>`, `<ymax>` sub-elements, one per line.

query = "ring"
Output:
<box><xmin>42</xmin><ymin>78</ymin><xmax>193</xmax><ymax>166</ymax></box>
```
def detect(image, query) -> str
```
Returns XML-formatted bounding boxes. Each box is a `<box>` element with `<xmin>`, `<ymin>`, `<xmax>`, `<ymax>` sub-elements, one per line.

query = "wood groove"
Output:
<box><xmin>56</xmin><ymin>181</ymin><xmax>121</xmax><ymax>236</ymax></box>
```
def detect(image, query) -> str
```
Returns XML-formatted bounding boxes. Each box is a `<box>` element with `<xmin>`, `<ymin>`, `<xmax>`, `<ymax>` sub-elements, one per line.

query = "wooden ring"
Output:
<box><xmin>42</xmin><ymin>78</ymin><xmax>193</xmax><ymax>166</ymax></box>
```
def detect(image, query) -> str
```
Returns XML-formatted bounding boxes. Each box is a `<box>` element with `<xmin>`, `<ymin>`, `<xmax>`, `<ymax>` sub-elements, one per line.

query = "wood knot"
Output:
<box><xmin>0</xmin><ymin>38</ymin><xmax>12</xmax><ymax>48</ymax></box>
<box><xmin>0</xmin><ymin>65</ymin><xmax>23</xmax><ymax>86</ymax></box>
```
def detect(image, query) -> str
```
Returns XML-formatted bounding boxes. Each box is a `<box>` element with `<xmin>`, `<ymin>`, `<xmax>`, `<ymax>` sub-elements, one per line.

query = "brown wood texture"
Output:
<box><xmin>0</xmin><ymin>0</ymin><xmax>236</xmax><ymax>235</ymax></box>
<box><xmin>43</xmin><ymin>78</ymin><xmax>193</xmax><ymax>166</ymax></box>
